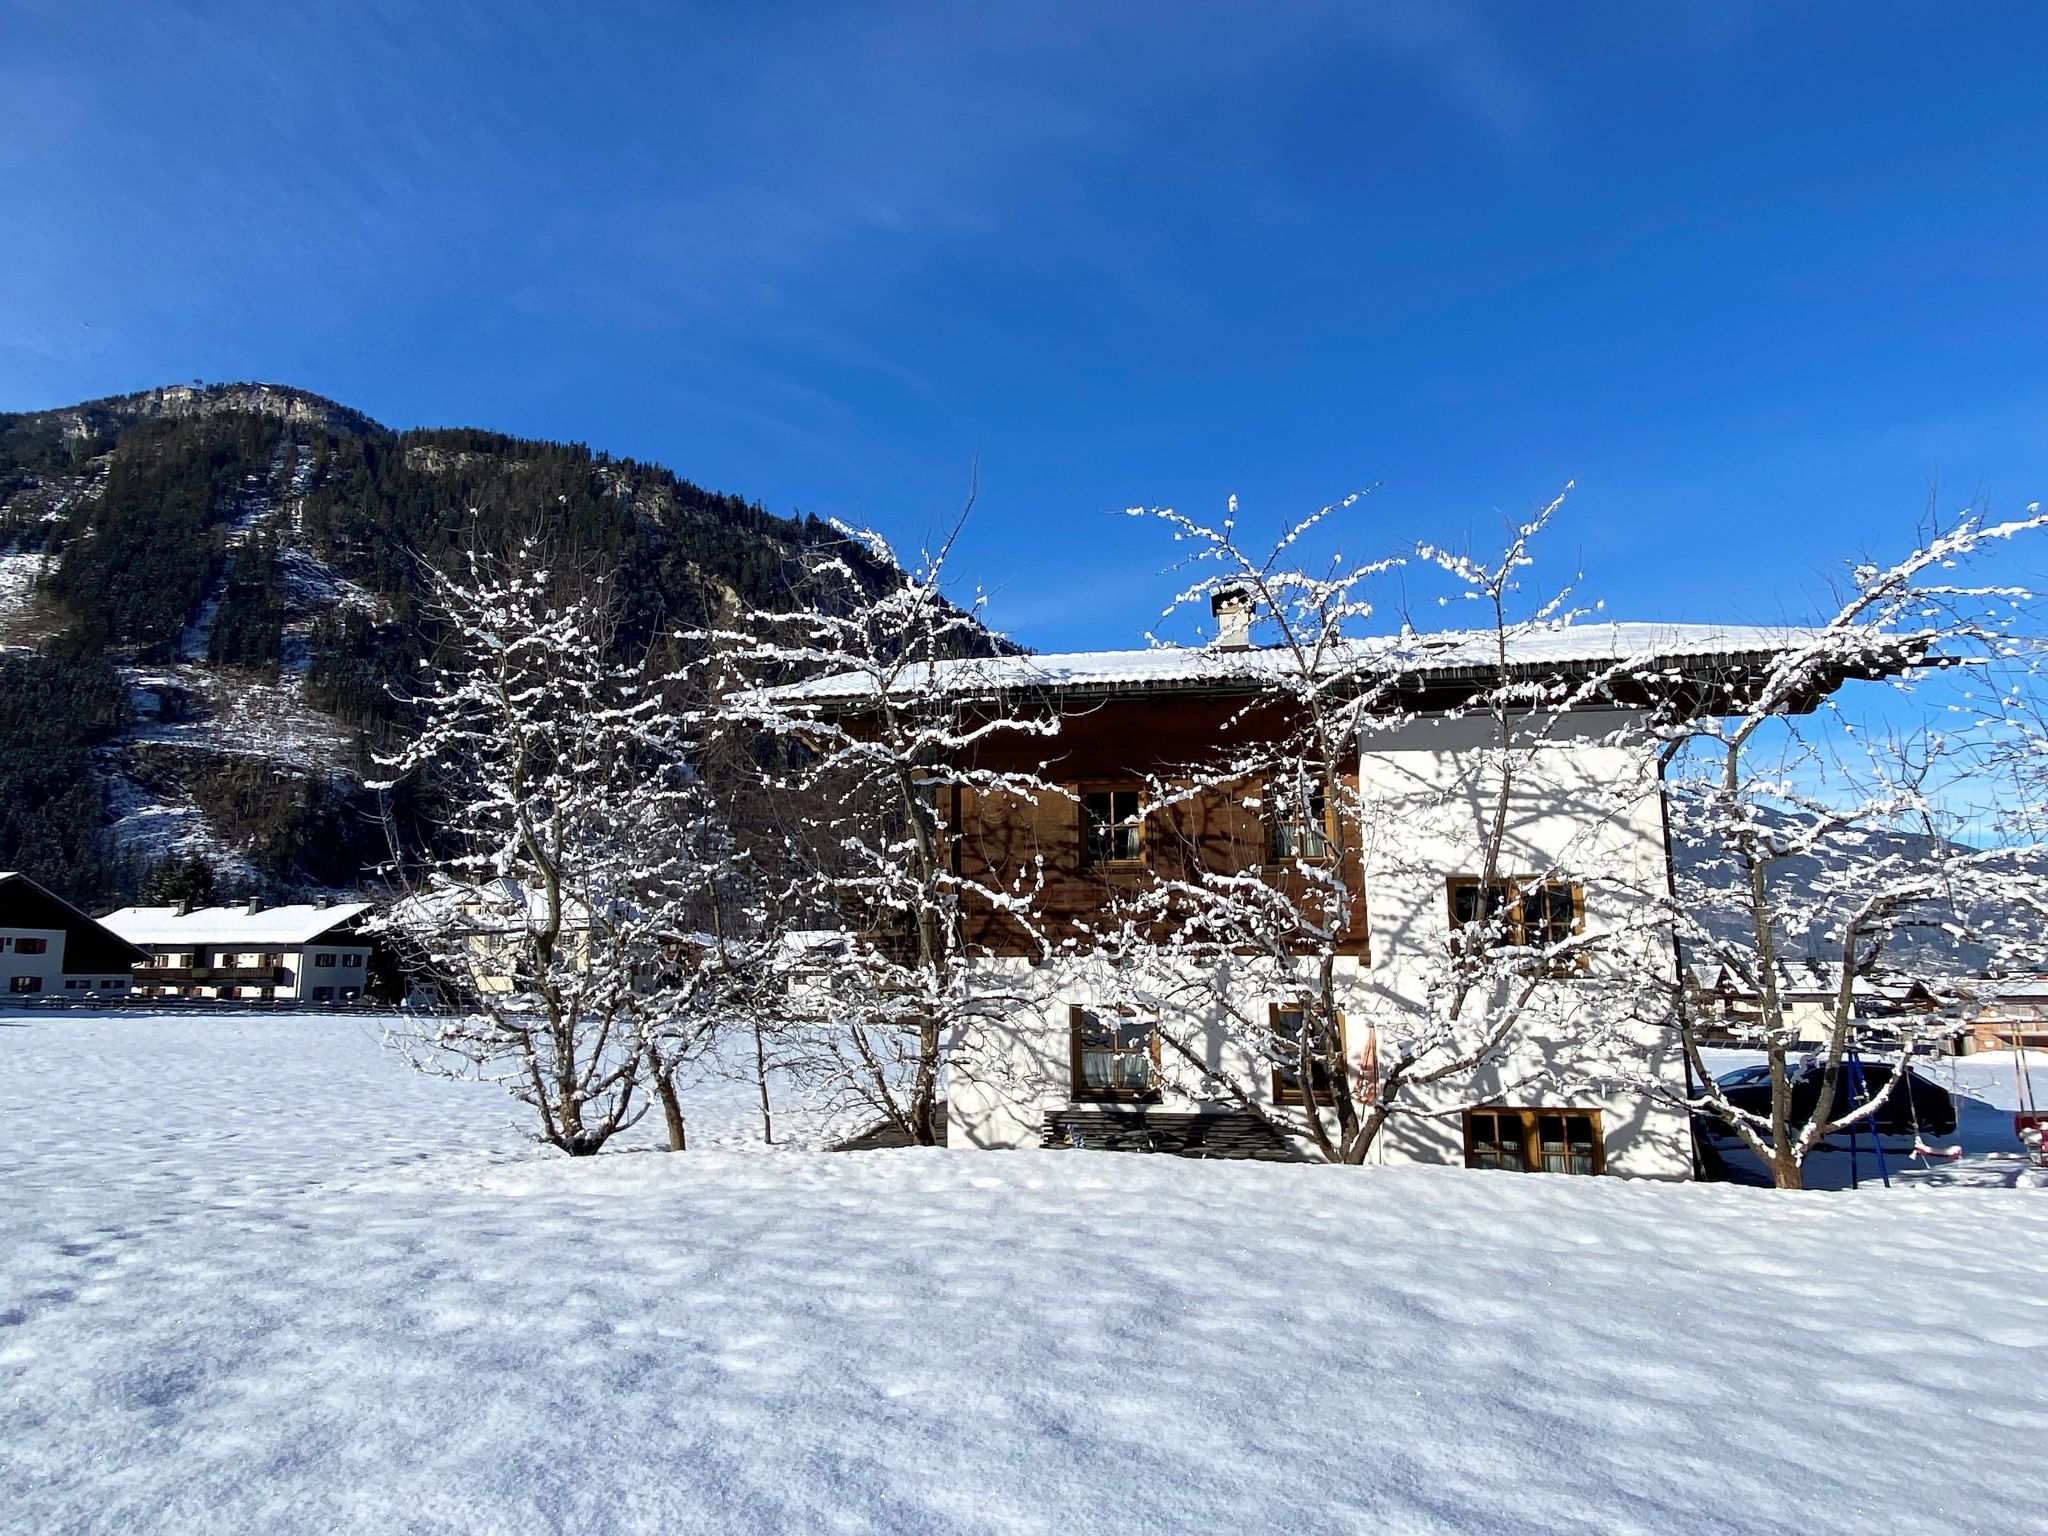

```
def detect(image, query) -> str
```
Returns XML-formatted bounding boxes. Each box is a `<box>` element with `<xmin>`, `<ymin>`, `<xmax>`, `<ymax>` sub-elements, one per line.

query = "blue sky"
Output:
<box><xmin>5</xmin><ymin>1</ymin><xmax>2046</xmax><ymax>651</ymax></box>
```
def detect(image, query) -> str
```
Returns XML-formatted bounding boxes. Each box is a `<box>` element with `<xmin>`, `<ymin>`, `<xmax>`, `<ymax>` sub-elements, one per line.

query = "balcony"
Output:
<box><xmin>134</xmin><ymin>964</ymin><xmax>288</xmax><ymax>984</ymax></box>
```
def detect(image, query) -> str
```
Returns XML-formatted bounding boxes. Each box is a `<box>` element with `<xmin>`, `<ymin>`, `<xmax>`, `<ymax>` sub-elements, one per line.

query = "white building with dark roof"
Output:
<box><xmin>99</xmin><ymin>899</ymin><xmax>376</xmax><ymax>1004</ymax></box>
<box><xmin>0</xmin><ymin>873</ymin><xmax>148</xmax><ymax>999</ymax></box>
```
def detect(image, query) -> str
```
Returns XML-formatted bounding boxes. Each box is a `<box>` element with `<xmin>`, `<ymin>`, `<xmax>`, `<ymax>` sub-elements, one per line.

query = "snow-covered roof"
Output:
<box><xmin>383</xmin><ymin>878</ymin><xmax>593</xmax><ymax>935</ymax></box>
<box><xmin>765</xmin><ymin>622</ymin><xmax>1876</xmax><ymax>708</ymax></box>
<box><xmin>100</xmin><ymin>901</ymin><xmax>373</xmax><ymax>948</ymax></box>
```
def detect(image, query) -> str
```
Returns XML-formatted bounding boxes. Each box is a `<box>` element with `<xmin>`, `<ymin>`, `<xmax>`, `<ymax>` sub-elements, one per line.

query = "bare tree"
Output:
<box><xmin>1092</xmin><ymin>492</ymin><xmax>1662</xmax><ymax>1163</ymax></box>
<box><xmin>1619</xmin><ymin>507</ymin><xmax>2048</xmax><ymax>1186</ymax></box>
<box><xmin>702</xmin><ymin>513</ymin><xmax>1063</xmax><ymax>1145</ymax></box>
<box><xmin>374</xmin><ymin>535</ymin><xmax>713</xmax><ymax>1155</ymax></box>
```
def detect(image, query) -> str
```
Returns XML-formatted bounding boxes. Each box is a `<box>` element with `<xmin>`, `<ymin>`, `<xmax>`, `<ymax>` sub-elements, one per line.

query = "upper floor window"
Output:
<box><xmin>1069</xmin><ymin>1004</ymin><xmax>1158</xmax><ymax>1100</ymax></box>
<box><xmin>1082</xmin><ymin>787</ymin><xmax>1145</xmax><ymax>868</ymax></box>
<box><xmin>314</xmin><ymin>953</ymin><xmax>337</xmax><ymax>968</ymax></box>
<box><xmin>1446</xmin><ymin>877</ymin><xmax>1581</xmax><ymax>960</ymax></box>
<box><xmin>14</xmin><ymin>937</ymin><xmax>47</xmax><ymax>956</ymax></box>
<box><xmin>1268</xmin><ymin>783</ymin><xmax>1331</xmax><ymax>862</ymax></box>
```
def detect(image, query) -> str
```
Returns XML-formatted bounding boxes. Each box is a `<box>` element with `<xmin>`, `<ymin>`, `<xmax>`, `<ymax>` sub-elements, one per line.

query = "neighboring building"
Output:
<box><xmin>99</xmin><ymin>899</ymin><xmax>375</xmax><ymax>1003</ymax></box>
<box><xmin>779</xmin><ymin>619</ymin><xmax>1907</xmax><ymax>1179</ymax></box>
<box><xmin>1686</xmin><ymin>958</ymin><xmax>1949</xmax><ymax>1048</ymax></box>
<box><xmin>1961</xmin><ymin>975</ymin><xmax>2048</xmax><ymax>1052</ymax></box>
<box><xmin>384</xmin><ymin>878</ymin><xmax>593</xmax><ymax>1002</ymax></box>
<box><xmin>0</xmin><ymin>872</ymin><xmax>147</xmax><ymax>998</ymax></box>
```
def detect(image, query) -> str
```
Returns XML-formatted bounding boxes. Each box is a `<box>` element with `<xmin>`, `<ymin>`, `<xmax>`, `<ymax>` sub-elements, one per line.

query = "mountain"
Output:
<box><xmin>1666</xmin><ymin>789</ymin><xmax>2040</xmax><ymax>978</ymax></box>
<box><xmin>0</xmin><ymin>382</ymin><xmax>943</xmax><ymax>908</ymax></box>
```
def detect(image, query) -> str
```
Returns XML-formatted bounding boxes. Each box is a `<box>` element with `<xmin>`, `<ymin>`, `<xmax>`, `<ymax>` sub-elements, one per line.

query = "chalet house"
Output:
<box><xmin>383</xmin><ymin>878</ymin><xmax>596</xmax><ymax>1002</ymax></box>
<box><xmin>0</xmin><ymin>872</ymin><xmax>147</xmax><ymax>998</ymax></box>
<box><xmin>1960</xmin><ymin>975</ymin><xmax>2048</xmax><ymax>1052</ymax></box>
<box><xmin>1686</xmin><ymin>958</ymin><xmax>1949</xmax><ymax>1048</ymax></box>
<box><xmin>99</xmin><ymin>899</ymin><xmax>375</xmax><ymax>1003</ymax></box>
<box><xmin>781</xmin><ymin>617</ymin><xmax>1899</xmax><ymax>1179</ymax></box>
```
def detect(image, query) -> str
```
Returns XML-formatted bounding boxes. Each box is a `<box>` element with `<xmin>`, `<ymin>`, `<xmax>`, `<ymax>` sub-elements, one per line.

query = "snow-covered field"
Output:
<box><xmin>4</xmin><ymin>1014</ymin><xmax>2046</xmax><ymax>1535</ymax></box>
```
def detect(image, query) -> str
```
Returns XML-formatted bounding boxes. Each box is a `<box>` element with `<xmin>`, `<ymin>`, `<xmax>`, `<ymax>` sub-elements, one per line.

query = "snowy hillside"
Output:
<box><xmin>0</xmin><ymin>382</ymin><xmax>937</xmax><ymax>905</ymax></box>
<box><xmin>3</xmin><ymin>1013</ymin><xmax>2044</xmax><ymax>1534</ymax></box>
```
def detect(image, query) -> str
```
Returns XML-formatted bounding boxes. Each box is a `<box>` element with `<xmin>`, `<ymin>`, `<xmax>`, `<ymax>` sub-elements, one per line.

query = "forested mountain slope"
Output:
<box><xmin>0</xmin><ymin>382</ymin><xmax>928</xmax><ymax>907</ymax></box>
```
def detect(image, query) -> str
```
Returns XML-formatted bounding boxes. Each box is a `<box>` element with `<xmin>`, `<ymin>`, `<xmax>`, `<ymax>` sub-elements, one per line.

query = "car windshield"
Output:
<box><xmin>1716</xmin><ymin>1065</ymin><xmax>1771</xmax><ymax>1087</ymax></box>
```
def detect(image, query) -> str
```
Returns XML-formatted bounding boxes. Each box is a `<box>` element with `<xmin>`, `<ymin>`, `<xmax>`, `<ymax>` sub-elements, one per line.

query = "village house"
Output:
<box><xmin>384</xmin><ymin>877</ymin><xmax>595</xmax><ymax>1003</ymax></box>
<box><xmin>0</xmin><ymin>872</ymin><xmax>147</xmax><ymax>999</ymax></box>
<box><xmin>1685</xmin><ymin>957</ymin><xmax>1949</xmax><ymax>1048</ymax></box>
<box><xmin>1959</xmin><ymin>974</ymin><xmax>2048</xmax><ymax>1052</ymax></box>
<box><xmin>99</xmin><ymin>899</ymin><xmax>376</xmax><ymax>1004</ymax></box>
<box><xmin>782</xmin><ymin>615</ymin><xmax>1905</xmax><ymax>1179</ymax></box>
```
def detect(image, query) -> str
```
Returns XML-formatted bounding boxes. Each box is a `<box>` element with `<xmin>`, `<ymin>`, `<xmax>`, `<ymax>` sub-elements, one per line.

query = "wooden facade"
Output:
<box><xmin>948</xmin><ymin>695</ymin><xmax>1368</xmax><ymax>957</ymax></box>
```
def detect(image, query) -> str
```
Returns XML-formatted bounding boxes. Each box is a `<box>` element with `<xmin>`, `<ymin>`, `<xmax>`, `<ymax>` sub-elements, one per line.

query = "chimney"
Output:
<box><xmin>176</xmin><ymin>899</ymin><xmax>191</xmax><ymax>917</ymax></box>
<box><xmin>315</xmin><ymin>894</ymin><xmax>330</xmax><ymax>910</ymax></box>
<box><xmin>1210</xmin><ymin>583</ymin><xmax>1256</xmax><ymax>650</ymax></box>
<box><xmin>245</xmin><ymin>896</ymin><xmax>262</xmax><ymax>917</ymax></box>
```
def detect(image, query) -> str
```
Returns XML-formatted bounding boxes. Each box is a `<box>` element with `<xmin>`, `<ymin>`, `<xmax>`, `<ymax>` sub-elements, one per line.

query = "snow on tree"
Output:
<box><xmin>372</xmin><ymin>534</ymin><xmax>726</xmax><ymax>1155</ymax></box>
<box><xmin>1620</xmin><ymin>505</ymin><xmax>2048</xmax><ymax>1187</ymax></box>
<box><xmin>701</xmin><ymin>514</ymin><xmax>1064</xmax><ymax>1145</ymax></box>
<box><xmin>1088</xmin><ymin>491</ymin><xmax>1660</xmax><ymax>1163</ymax></box>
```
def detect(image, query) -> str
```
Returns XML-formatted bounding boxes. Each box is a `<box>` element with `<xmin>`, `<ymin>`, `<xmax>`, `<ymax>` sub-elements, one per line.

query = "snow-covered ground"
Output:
<box><xmin>4</xmin><ymin>1014</ymin><xmax>2045</xmax><ymax>1534</ymax></box>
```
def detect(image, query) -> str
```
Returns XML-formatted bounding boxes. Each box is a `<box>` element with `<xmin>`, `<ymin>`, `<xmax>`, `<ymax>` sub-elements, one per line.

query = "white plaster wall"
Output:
<box><xmin>0</xmin><ymin>928</ymin><xmax>67</xmax><ymax>995</ymax></box>
<box><xmin>1350</xmin><ymin>710</ymin><xmax>1691</xmax><ymax>1179</ymax></box>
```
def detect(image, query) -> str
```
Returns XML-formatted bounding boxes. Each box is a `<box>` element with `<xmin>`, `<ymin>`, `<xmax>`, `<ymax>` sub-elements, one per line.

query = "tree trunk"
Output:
<box><xmin>651</xmin><ymin>1060</ymin><xmax>687</xmax><ymax>1151</ymax></box>
<box><xmin>752</xmin><ymin>1019</ymin><xmax>774</xmax><ymax>1145</ymax></box>
<box><xmin>908</xmin><ymin>1017</ymin><xmax>942</xmax><ymax>1144</ymax></box>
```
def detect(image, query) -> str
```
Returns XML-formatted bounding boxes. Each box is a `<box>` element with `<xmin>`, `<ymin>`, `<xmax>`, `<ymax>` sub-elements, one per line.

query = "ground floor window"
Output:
<box><xmin>10</xmin><ymin>975</ymin><xmax>43</xmax><ymax>994</ymax></box>
<box><xmin>311</xmin><ymin>986</ymin><xmax>334</xmax><ymax>1002</ymax></box>
<box><xmin>1070</xmin><ymin>1005</ymin><xmax>1159</xmax><ymax>1100</ymax></box>
<box><xmin>1464</xmin><ymin>1108</ymin><xmax>1604</xmax><ymax>1174</ymax></box>
<box><xmin>1270</xmin><ymin>1001</ymin><xmax>1341</xmax><ymax>1105</ymax></box>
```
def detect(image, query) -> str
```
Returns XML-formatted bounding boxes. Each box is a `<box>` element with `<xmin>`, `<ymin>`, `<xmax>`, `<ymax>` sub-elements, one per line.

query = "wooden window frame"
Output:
<box><xmin>1068</xmin><ymin>1003</ymin><xmax>1162</xmax><ymax>1102</ymax></box>
<box><xmin>1269</xmin><ymin>1000</ymin><xmax>1345</xmax><ymax>1106</ymax></box>
<box><xmin>1462</xmin><ymin>1107</ymin><xmax>1605</xmax><ymax>1175</ymax></box>
<box><xmin>14</xmin><ymin>936</ymin><xmax>48</xmax><ymax>956</ymax></box>
<box><xmin>1266</xmin><ymin>779</ymin><xmax>1334</xmax><ymax>864</ymax></box>
<box><xmin>1079</xmin><ymin>784</ymin><xmax>1149</xmax><ymax>871</ymax></box>
<box><xmin>1445</xmin><ymin>876</ymin><xmax>1586</xmax><ymax>968</ymax></box>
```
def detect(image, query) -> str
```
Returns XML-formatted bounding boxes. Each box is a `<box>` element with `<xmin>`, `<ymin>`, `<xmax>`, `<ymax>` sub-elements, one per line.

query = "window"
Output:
<box><xmin>66</xmin><ymin>978</ymin><xmax>89</xmax><ymax>989</ymax></box>
<box><xmin>1069</xmin><ymin>1005</ymin><xmax>1158</xmax><ymax>1099</ymax></box>
<box><xmin>314</xmin><ymin>953</ymin><xmax>337</xmax><ymax>968</ymax></box>
<box><xmin>1463</xmin><ymin>1109</ymin><xmax>1603</xmax><ymax>1175</ymax></box>
<box><xmin>1268</xmin><ymin>782</ymin><xmax>1331</xmax><ymax>861</ymax></box>
<box><xmin>100</xmin><ymin>980</ymin><xmax>123</xmax><ymax>990</ymax></box>
<box><xmin>10</xmin><ymin>976</ymin><xmax>42</xmax><ymax>994</ymax></box>
<box><xmin>1446</xmin><ymin>878</ymin><xmax>1582</xmax><ymax>962</ymax></box>
<box><xmin>1270</xmin><ymin>1001</ymin><xmax>1340</xmax><ymax>1105</ymax></box>
<box><xmin>1082</xmin><ymin>788</ymin><xmax>1145</xmax><ymax>867</ymax></box>
<box><xmin>15</xmin><ymin>937</ymin><xmax>47</xmax><ymax>955</ymax></box>
<box><xmin>311</xmin><ymin>986</ymin><xmax>334</xmax><ymax>1002</ymax></box>
<box><xmin>341</xmin><ymin>953</ymin><xmax>362</xmax><ymax>968</ymax></box>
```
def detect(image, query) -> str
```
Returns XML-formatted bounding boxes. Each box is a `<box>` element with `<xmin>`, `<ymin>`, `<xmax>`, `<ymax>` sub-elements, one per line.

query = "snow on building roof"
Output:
<box><xmin>765</xmin><ymin>622</ymin><xmax>1879</xmax><ymax>708</ymax></box>
<box><xmin>383</xmin><ymin>878</ymin><xmax>593</xmax><ymax>935</ymax></box>
<box><xmin>100</xmin><ymin>901</ymin><xmax>373</xmax><ymax>948</ymax></box>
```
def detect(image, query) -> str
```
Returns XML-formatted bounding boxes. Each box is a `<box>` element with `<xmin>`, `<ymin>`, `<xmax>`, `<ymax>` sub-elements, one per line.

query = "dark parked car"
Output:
<box><xmin>1711</xmin><ymin>1060</ymin><xmax>1956</xmax><ymax>1138</ymax></box>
